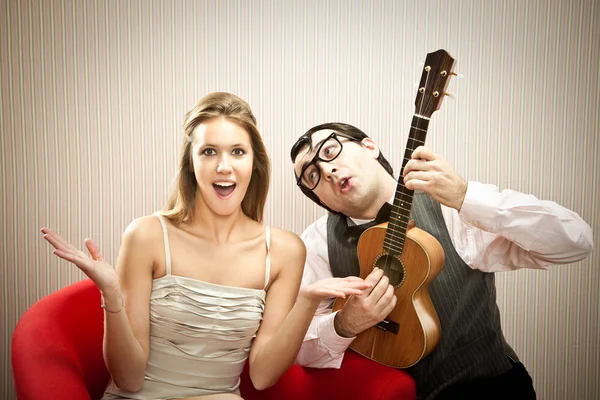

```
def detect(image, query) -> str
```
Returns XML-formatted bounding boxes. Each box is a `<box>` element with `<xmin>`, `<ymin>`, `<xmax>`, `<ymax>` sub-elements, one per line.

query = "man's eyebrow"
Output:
<box><xmin>298</xmin><ymin>137</ymin><xmax>330</xmax><ymax>173</ymax></box>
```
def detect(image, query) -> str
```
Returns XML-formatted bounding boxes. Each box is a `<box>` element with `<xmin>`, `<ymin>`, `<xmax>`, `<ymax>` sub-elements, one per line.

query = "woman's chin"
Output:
<box><xmin>209</xmin><ymin>201</ymin><xmax>244</xmax><ymax>217</ymax></box>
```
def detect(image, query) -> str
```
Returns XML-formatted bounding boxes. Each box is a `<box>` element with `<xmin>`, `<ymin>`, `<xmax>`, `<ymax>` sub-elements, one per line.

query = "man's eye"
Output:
<box><xmin>308</xmin><ymin>170</ymin><xmax>318</xmax><ymax>183</ymax></box>
<box><xmin>202</xmin><ymin>148</ymin><xmax>216</xmax><ymax>156</ymax></box>
<box><xmin>322</xmin><ymin>144</ymin><xmax>338</xmax><ymax>158</ymax></box>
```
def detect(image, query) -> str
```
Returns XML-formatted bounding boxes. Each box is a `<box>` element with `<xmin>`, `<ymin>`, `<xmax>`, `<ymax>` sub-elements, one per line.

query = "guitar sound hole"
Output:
<box><xmin>373</xmin><ymin>254</ymin><xmax>406</xmax><ymax>287</ymax></box>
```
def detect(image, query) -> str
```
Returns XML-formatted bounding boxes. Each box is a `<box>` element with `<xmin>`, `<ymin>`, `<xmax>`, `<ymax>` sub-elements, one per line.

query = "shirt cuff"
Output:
<box><xmin>319</xmin><ymin>311</ymin><xmax>355</xmax><ymax>355</ymax></box>
<box><xmin>458</xmin><ymin>180</ymin><xmax>500</xmax><ymax>231</ymax></box>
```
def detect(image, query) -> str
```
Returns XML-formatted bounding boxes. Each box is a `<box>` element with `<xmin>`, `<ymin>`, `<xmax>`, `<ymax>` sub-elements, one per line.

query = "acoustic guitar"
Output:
<box><xmin>333</xmin><ymin>49</ymin><xmax>456</xmax><ymax>368</ymax></box>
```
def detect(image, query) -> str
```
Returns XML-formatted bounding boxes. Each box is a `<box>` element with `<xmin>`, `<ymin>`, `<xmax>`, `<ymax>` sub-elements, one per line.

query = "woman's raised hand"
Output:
<box><xmin>300</xmin><ymin>276</ymin><xmax>372</xmax><ymax>301</ymax></box>
<box><xmin>41</xmin><ymin>227</ymin><xmax>120</xmax><ymax>294</ymax></box>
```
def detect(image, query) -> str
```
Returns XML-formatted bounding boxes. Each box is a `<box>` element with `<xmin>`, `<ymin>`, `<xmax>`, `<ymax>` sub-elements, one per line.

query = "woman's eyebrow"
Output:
<box><xmin>201</xmin><ymin>143</ymin><xmax>248</xmax><ymax>148</ymax></box>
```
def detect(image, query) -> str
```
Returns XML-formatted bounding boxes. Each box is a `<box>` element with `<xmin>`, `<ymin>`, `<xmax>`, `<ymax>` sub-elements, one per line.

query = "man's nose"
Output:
<box><xmin>320</xmin><ymin>161</ymin><xmax>337</xmax><ymax>180</ymax></box>
<box><xmin>217</xmin><ymin>155</ymin><xmax>232</xmax><ymax>174</ymax></box>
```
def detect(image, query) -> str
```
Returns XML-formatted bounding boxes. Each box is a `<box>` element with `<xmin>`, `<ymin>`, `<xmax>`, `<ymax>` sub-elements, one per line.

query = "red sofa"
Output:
<box><xmin>12</xmin><ymin>279</ymin><xmax>416</xmax><ymax>400</ymax></box>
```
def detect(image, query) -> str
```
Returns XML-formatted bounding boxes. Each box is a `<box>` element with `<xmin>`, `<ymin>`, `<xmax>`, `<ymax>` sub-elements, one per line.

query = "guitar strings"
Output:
<box><xmin>383</xmin><ymin>67</ymin><xmax>431</xmax><ymax>280</ymax></box>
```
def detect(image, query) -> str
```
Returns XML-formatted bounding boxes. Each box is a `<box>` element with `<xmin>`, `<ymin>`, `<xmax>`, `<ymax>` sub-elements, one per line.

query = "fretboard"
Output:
<box><xmin>383</xmin><ymin>115</ymin><xmax>430</xmax><ymax>256</ymax></box>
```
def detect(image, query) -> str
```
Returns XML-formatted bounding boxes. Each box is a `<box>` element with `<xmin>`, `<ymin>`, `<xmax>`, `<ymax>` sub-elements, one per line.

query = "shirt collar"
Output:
<box><xmin>347</xmin><ymin>195</ymin><xmax>395</xmax><ymax>226</ymax></box>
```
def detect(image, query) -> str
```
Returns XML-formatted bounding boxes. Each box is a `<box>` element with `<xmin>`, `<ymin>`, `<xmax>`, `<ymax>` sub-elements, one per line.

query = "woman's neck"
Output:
<box><xmin>186</xmin><ymin>198</ymin><xmax>250</xmax><ymax>244</ymax></box>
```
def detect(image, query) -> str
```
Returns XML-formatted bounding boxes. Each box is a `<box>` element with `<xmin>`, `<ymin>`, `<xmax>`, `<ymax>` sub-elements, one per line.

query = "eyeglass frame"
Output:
<box><xmin>295</xmin><ymin>132</ymin><xmax>359</xmax><ymax>191</ymax></box>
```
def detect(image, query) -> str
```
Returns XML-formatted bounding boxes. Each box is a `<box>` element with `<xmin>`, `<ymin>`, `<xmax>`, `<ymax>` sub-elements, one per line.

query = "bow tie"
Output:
<box><xmin>346</xmin><ymin>202</ymin><xmax>393</xmax><ymax>242</ymax></box>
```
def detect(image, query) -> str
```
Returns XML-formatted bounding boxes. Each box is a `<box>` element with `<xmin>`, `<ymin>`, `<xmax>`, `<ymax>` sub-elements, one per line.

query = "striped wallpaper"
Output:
<box><xmin>1</xmin><ymin>0</ymin><xmax>598</xmax><ymax>399</ymax></box>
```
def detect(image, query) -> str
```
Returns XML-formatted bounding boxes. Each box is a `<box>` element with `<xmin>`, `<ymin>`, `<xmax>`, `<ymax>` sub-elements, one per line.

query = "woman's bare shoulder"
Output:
<box><xmin>122</xmin><ymin>214</ymin><xmax>164</xmax><ymax>245</ymax></box>
<box><xmin>269</xmin><ymin>227</ymin><xmax>306</xmax><ymax>265</ymax></box>
<box><xmin>116</xmin><ymin>214</ymin><xmax>166</xmax><ymax>276</ymax></box>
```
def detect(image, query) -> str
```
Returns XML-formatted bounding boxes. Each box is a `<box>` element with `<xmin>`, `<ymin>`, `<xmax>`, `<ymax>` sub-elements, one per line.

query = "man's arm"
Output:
<box><xmin>295</xmin><ymin>309</ymin><xmax>354</xmax><ymax>368</ymax></box>
<box><xmin>403</xmin><ymin>146</ymin><xmax>593</xmax><ymax>271</ymax></box>
<box><xmin>447</xmin><ymin>181</ymin><xmax>593</xmax><ymax>272</ymax></box>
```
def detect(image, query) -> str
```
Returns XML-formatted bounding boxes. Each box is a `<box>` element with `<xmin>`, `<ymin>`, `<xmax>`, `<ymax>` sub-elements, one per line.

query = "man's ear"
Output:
<box><xmin>361</xmin><ymin>137</ymin><xmax>380</xmax><ymax>158</ymax></box>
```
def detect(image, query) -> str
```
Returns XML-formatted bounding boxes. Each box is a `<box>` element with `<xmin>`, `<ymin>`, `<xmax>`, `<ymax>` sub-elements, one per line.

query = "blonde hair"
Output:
<box><xmin>162</xmin><ymin>92</ymin><xmax>270</xmax><ymax>223</ymax></box>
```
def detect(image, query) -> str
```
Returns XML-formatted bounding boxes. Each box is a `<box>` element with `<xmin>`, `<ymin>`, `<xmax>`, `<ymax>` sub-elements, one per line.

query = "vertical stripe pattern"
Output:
<box><xmin>1</xmin><ymin>1</ymin><xmax>598</xmax><ymax>399</ymax></box>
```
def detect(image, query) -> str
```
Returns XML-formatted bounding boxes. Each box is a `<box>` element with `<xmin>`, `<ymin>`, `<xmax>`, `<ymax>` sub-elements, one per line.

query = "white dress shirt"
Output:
<box><xmin>294</xmin><ymin>181</ymin><xmax>593</xmax><ymax>368</ymax></box>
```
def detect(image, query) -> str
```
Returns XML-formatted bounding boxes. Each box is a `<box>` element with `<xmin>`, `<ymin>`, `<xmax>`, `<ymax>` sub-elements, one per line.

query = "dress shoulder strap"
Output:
<box><xmin>155</xmin><ymin>213</ymin><xmax>172</xmax><ymax>276</ymax></box>
<box><xmin>263</xmin><ymin>226</ymin><xmax>271</xmax><ymax>289</ymax></box>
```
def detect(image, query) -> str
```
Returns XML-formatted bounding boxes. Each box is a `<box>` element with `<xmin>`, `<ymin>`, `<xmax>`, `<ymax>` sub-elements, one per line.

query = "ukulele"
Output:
<box><xmin>332</xmin><ymin>49</ymin><xmax>456</xmax><ymax>368</ymax></box>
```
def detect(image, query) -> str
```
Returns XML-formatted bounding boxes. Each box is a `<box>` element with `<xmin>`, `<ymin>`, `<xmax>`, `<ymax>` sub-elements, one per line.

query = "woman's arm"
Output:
<box><xmin>42</xmin><ymin>215</ymin><xmax>159</xmax><ymax>392</ymax></box>
<box><xmin>247</xmin><ymin>229</ymin><xmax>370</xmax><ymax>390</ymax></box>
<box><xmin>102</xmin><ymin>217</ymin><xmax>158</xmax><ymax>391</ymax></box>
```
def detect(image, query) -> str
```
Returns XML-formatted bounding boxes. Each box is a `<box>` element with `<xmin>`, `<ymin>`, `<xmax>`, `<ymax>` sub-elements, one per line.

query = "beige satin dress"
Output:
<box><xmin>103</xmin><ymin>214</ymin><xmax>270</xmax><ymax>399</ymax></box>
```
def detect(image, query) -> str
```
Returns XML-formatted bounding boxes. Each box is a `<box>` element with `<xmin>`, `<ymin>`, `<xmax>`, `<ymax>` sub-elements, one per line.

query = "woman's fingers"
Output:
<box><xmin>52</xmin><ymin>249</ymin><xmax>79</xmax><ymax>264</ymax></box>
<box><xmin>343</xmin><ymin>276</ymin><xmax>367</xmax><ymax>283</ymax></box>
<box><xmin>340</xmin><ymin>289</ymin><xmax>364</xmax><ymax>296</ymax></box>
<box><xmin>42</xmin><ymin>228</ymin><xmax>92</xmax><ymax>259</ymax></box>
<box><xmin>52</xmin><ymin>249</ymin><xmax>93</xmax><ymax>272</ymax></box>
<box><xmin>43</xmin><ymin>232</ymin><xmax>72</xmax><ymax>253</ymax></box>
<box><xmin>305</xmin><ymin>277</ymin><xmax>378</xmax><ymax>300</ymax></box>
<box><xmin>324</xmin><ymin>290</ymin><xmax>346</xmax><ymax>298</ymax></box>
<box><xmin>44</xmin><ymin>234</ymin><xmax>84</xmax><ymax>259</ymax></box>
<box><xmin>42</xmin><ymin>228</ymin><xmax>74</xmax><ymax>251</ymax></box>
<box><xmin>85</xmin><ymin>238</ymin><xmax>103</xmax><ymax>261</ymax></box>
<box><xmin>340</xmin><ymin>277</ymin><xmax>373</xmax><ymax>289</ymax></box>
<box><xmin>348</xmin><ymin>281</ymin><xmax>373</xmax><ymax>290</ymax></box>
<box><xmin>42</xmin><ymin>228</ymin><xmax>96</xmax><ymax>271</ymax></box>
<box><xmin>55</xmin><ymin>232</ymin><xmax>89</xmax><ymax>258</ymax></box>
<box><xmin>41</xmin><ymin>228</ymin><xmax>120</xmax><ymax>293</ymax></box>
<box><xmin>326</xmin><ymin>282</ymin><xmax>369</xmax><ymax>297</ymax></box>
<box><xmin>322</xmin><ymin>287</ymin><xmax>363</xmax><ymax>298</ymax></box>
<box><xmin>42</xmin><ymin>228</ymin><xmax>68</xmax><ymax>247</ymax></box>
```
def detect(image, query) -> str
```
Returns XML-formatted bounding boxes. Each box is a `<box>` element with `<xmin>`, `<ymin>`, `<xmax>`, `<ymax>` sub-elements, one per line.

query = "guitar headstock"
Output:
<box><xmin>414</xmin><ymin>49</ymin><xmax>456</xmax><ymax>118</ymax></box>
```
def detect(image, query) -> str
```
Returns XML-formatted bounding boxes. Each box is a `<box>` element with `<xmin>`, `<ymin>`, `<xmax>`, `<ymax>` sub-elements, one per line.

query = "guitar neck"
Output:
<box><xmin>383</xmin><ymin>115</ymin><xmax>430</xmax><ymax>256</ymax></box>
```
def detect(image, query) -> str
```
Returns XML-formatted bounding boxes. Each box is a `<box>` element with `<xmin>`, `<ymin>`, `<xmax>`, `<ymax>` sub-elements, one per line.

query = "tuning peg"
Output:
<box><xmin>445</xmin><ymin>92</ymin><xmax>456</xmax><ymax>99</ymax></box>
<box><xmin>450</xmin><ymin>72</ymin><xmax>464</xmax><ymax>79</ymax></box>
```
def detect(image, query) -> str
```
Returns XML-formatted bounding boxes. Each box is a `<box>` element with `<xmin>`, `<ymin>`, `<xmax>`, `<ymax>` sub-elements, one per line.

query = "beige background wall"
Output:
<box><xmin>1</xmin><ymin>0</ymin><xmax>598</xmax><ymax>398</ymax></box>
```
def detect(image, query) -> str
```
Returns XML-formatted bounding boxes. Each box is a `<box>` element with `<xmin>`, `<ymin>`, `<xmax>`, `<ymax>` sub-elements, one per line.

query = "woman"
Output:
<box><xmin>41</xmin><ymin>92</ymin><xmax>369</xmax><ymax>399</ymax></box>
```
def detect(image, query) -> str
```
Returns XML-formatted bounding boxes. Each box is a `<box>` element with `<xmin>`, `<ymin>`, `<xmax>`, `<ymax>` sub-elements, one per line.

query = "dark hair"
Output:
<box><xmin>290</xmin><ymin>122</ymin><xmax>394</xmax><ymax>213</ymax></box>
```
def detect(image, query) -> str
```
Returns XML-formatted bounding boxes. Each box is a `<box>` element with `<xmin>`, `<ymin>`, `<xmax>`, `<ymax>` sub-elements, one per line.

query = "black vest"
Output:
<box><xmin>327</xmin><ymin>192</ymin><xmax>518</xmax><ymax>399</ymax></box>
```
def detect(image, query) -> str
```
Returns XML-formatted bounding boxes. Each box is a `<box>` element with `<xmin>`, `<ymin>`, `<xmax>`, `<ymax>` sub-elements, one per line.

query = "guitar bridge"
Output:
<box><xmin>375</xmin><ymin>319</ymin><xmax>400</xmax><ymax>335</ymax></box>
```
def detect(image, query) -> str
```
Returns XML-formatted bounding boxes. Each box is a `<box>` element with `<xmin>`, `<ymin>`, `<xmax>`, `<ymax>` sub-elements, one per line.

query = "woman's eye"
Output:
<box><xmin>232</xmin><ymin>148</ymin><xmax>246</xmax><ymax>156</ymax></box>
<box><xmin>202</xmin><ymin>148</ymin><xmax>216</xmax><ymax>156</ymax></box>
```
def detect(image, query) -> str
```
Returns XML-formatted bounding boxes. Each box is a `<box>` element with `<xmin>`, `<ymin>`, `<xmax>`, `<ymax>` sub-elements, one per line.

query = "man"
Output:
<box><xmin>290</xmin><ymin>122</ymin><xmax>593</xmax><ymax>399</ymax></box>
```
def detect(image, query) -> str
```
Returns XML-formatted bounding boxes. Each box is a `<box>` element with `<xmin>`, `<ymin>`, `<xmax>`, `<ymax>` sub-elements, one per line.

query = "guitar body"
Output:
<box><xmin>333</xmin><ymin>222</ymin><xmax>445</xmax><ymax>368</ymax></box>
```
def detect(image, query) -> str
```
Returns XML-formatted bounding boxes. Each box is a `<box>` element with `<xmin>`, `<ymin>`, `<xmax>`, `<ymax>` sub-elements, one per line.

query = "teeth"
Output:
<box><xmin>214</xmin><ymin>182</ymin><xmax>234</xmax><ymax>187</ymax></box>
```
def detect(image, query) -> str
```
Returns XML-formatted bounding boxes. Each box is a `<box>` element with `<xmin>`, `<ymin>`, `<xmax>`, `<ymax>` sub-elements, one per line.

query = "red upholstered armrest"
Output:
<box><xmin>12</xmin><ymin>279</ymin><xmax>110</xmax><ymax>400</ymax></box>
<box><xmin>240</xmin><ymin>350</ymin><xmax>416</xmax><ymax>400</ymax></box>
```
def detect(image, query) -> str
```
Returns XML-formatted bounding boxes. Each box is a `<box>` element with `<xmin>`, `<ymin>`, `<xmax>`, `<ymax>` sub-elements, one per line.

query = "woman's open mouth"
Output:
<box><xmin>213</xmin><ymin>182</ymin><xmax>236</xmax><ymax>199</ymax></box>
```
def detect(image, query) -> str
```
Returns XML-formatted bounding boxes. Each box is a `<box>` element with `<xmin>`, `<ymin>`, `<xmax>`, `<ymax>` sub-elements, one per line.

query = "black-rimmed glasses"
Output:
<box><xmin>296</xmin><ymin>132</ymin><xmax>350</xmax><ymax>191</ymax></box>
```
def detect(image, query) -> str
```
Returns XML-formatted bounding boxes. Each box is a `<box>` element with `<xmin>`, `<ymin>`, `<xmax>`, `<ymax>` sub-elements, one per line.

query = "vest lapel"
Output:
<box><xmin>327</xmin><ymin>202</ymin><xmax>392</xmax><ymax>278</ymax></box>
